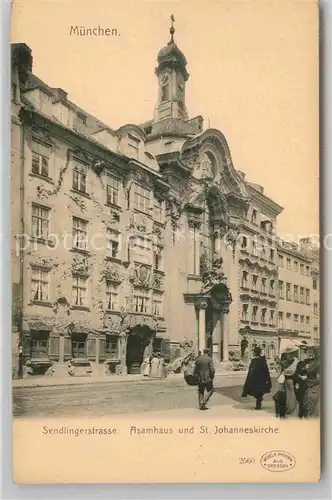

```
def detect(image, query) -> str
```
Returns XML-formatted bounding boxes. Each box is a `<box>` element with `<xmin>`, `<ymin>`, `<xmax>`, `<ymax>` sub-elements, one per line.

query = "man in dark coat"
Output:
<box><xmin>194</xmin><ymin>348</ymin><xmax>215</xmax><ymax>410</ymax></box>
<box><xmin>242</xmin><ymin>346</ymin><xmax>272</xmax><ymax>410</ymax></box>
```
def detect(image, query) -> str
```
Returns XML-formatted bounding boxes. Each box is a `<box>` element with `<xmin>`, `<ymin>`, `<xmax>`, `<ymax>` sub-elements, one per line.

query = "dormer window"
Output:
<box><xmin>77</xmin><ymin>112</ymin><xmax>87</xmax><ymax>125</ymax></box>
<box><xmin>251</xmin><ymin>209</ymin><xmax>258</xmax><ymax>224</ymax></box>
<box><xmin>128</xmin><ymin>134</ymin><xmax>140</xmax><ymax>158</ymax></box>
<box><xmin>39</xmin><ymin>90</ymin><xmax>49</xmax><ymax>103</ymax></box>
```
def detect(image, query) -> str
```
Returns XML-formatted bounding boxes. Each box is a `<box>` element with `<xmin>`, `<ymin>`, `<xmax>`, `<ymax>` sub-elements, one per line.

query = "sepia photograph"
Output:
<box><xmin>10</xmin><ymin>0</ymin><xmax>320</xmax><ymax>483</ymax></box>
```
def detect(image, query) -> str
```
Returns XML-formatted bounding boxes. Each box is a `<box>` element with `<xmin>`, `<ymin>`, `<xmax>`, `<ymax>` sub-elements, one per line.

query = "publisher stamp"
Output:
<box><xmin>260</xmin><ymin>450</ymin><xmax>296</xmax><ymax>472</ymax></box>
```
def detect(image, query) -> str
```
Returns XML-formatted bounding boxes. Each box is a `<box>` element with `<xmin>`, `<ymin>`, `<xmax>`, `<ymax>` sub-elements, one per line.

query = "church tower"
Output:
<box><xmin>154</xmin><ymin>16</ymin><xmax>189</xmax><ymax>123</ymax></box>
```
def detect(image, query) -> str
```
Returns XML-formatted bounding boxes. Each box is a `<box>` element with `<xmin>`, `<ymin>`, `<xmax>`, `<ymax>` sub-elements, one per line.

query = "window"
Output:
<box><xmin>314</xmin><ymin>302</ymin><xmax>318</xmax><ymax>315</ymax></box>
<box><xmin>134</xmin><ymin>290</ymin><xmax>149</xmax><ymax>313</ymax></box>
<box><xmin>241</xmin><ymin>304</ymin><xmax>249</xmax><ymax>321</ymax></box>
<box><xmin>128</xmin><ymin>134</ymin><xmax>140</xmax><ymax>158</ymax></box>
<box><xmin>252</xmin><ymin>305</ymin><xmax>258</xmax><ymax>322</ymax></box>
<box><xmin>72</xmin><ymin>217</ymin><xmax>88</xmax><ymax>250</ymax></box>
<box><xmin>278</xmin><ymin>312</ymin><xmax>284</xmax><ymax>329</ymax></box>
<box><xmin>278</xmin><ymin>255</ymin><xmax>284</xmax><ymax>267</ymax></box>
<box><xmin>241</xmin><ymin>271</ymin><xmax>248</xmax><ymax>288</ymax></box>
<box><xmin>72</xmin><ymin>159</ymin><xmax>88</xmax><ymax>193</ymax></box>
<box><xmin>31</xmin><ymin>267</ymin><xmax>50</xmax><ymax>302</ymax></box>
<box><xmin>31</xmin><ymin>139</ymin><xmax>51</xmax><ymax>177</ymax></box>
<box><xmin>261</xmin><ymin>246</ymin><xmax>266</xmax><ymax>259</ymax></box>
<box><xmin>161</xmin><ymin>83</ymin><xmax>169</xmax><ymax>102</ymax></box>
<box><xmin>153</xmin><ymin>246</ymin><xmax>163</xmax><ymax>271</ymax></box>
<box><xmin>252</xmin><ymin>275</ymin><xmax>258</xmax><ymax>291</ymax></box>
<box><xmin>261</xmin><ymin>278</ymin><xmax>267</xmax><ymax>294</ymax></box>
<box><xmin>106</xmin><ymin>229</ymin><xmax>120</xmax><ymax>259</ymax></box>
<box><xmin>241</xmin><ymin>236</ymin><xmax>248</xmax><ymax>250</ymax></box>
<box><xmin>294</xmin><ymin>314</ymin><xmax>299</xmax><ymax>331</ymax></box>
<box><xmin>106</xmin><ymin>335</ymin><xmax>119</xmax><ymax>359</ymax></box>
<box><xmin>72</xmin><ymin>276</ymin><xmax>88</xmax><ymax>307</ymax></box>
<box><xmin>261</xmin><ymin>308</ymin><xmax>267</xmax><ymax>324</ymax></box>
<box><xmin>306</xmin><ymin>316</ymin><xmax>310</xmax><ymax>332</ymax></box>
<box><xmin>251</xmin><ymin>209</ymin><xmax>257</xmax><ymax>224</ymax></box>
<box><xmin>131</xmin><ymin>236</ymin><xmax>151</xmax><ymax>265</ymax></box>
<box><xmin>286</xmin><ymin>282</ymin><xmax>292</xmax><ymax>301</ymax></box>
<box><xmin>287</xmin><ymin>258</ymin><xmax>291</xmax><ymax>270</ymax></box>
<box><xmin>278</xmin><ymin>280</ymin><xmax>284</xmax><ymax>299</ymax></box>
<box><xmin>300</xmin><ymin>287</ymin><xmax>304</xmax><ymax>304</ymax></box>
<box><xmin>294</xmin><ymin>261</ymin><xmax>298</xmax><ymax>271</ymax></box>
<box><xmin>71</xmin><ymin>333</ymin><xmax>87</xmax><ymax>359</ymax></box>
<box><xmin>31</xmin><ymin>204</ymin><xmax>50</xmax><ymax>239</ymax></box>
<box><xmin>300</xmin><ymin>264</ymin><xmax>304</xmax><ymax>275</ymax></box>
<box><xmin>314</xmin><ymin>327</ymin><xmax>318</xmax><ymax>339</ymax></box>
<box><xmin>106</xmin><ymin>175</ymin><xmax>121</xmax><ymax>206</ymax></box>
<box><xmin>313</xmin><ymin>278</ymin><xmax>318</xmax><ymax>290</ymax></box>
<box><xmin>30</xmin><ymin>331</ymin><xmax>49</xmax><ymax>358</ymax></box>
<box><xmin>300</xmin><ymin>315</ymin><xmax>305</xmax><ymax>332</ymax></box>
<box><xmin>286</xmin><ymin>313</ymin><xmax>292</xmax><ymax>330</ymax></box>
<box><xmin>134</xmin><ymin>185</ymin><xmax>151</xmax><ymax>214</ymax></box>
<box><xmin>306</xmin><ymin>289</ymin><xmax>310</xmax><ymax>305</ymax></box>
<box><xmin>269</xmin><ymin>310</ymin><xmax>275</xmax><ymax>327</ymax></box>
<box><xmin>306</xmin><ymin>266</ymin><xmax>310</xmax><ymax>276</ymax></box>
<box><xmin>106</xmin><ymin>283</ymin><xmax>119</xmax><ymax>311</ymax></box>
<box><xmin>153</xmin><ymin>198</ymin><xmax>163</xmax><ymax>223</ymax></box>
<box><xmin>252</xmin><ymin>240</ymin><xmax>257</xmax><ymax>256</ymax></box>
<box><xmin>152</xmin><ymin>293</ymin><xmax>163</xmax><ymax>317</ymax></box>
<box><xmin>270</xmin><ymin>249</ymin><xmax>275</xmax><ymax>262</ymax></box>
<box><xmin>269</xmin><ymin>279</ymin><xmax>275</xmax><ymax>295</ymax></box>
<box><xmin>293</xmin><ymin>285</ymin><xmax>298</xmax><ymax>302</ymax></box>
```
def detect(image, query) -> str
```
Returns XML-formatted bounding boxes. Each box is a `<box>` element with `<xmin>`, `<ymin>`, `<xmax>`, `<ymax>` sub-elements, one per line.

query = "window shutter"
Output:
<box><xmin>64</xmin><ymin>336</ymin><xmax>72</xmax><ymax>361</ymax></box>
<box><xmin>49</xmin><ymin>336</ymin><xmax>60</xmax><ymax>360</ymax></box>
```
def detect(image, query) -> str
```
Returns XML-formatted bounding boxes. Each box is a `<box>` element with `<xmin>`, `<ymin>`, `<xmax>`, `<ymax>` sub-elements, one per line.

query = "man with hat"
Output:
<box><xmin>194</xmin><ymin>348</ymin><xmax>215</xmax><ymax>410</ymax></box>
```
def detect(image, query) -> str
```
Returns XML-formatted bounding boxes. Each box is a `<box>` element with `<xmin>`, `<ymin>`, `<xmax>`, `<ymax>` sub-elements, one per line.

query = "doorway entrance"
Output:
<box><xmin>126</xmin><ymin>328</ymin><xmax>152</xmax><ymax>374</ymax></box>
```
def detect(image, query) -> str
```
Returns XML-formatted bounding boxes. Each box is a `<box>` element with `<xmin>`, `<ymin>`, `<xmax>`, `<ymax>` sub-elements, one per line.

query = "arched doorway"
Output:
<box><xmin>126</xmin><ymin>327</ymin><xmax>153</xmax><ymax>374</ymax></box>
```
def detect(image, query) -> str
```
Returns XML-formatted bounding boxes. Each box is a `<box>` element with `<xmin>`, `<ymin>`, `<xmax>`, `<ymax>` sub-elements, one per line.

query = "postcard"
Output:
<box><xmin>11</xmin><ymin>0</ymin><xmax>320</xmax><ymax>483</ymax></box>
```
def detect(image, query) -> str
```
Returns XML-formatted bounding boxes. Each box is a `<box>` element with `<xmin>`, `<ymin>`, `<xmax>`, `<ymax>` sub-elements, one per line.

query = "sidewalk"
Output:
<box><xmin>12</xmin><ymin>370</ymin><xmax>248</xmax><ymax>389</ymax></box>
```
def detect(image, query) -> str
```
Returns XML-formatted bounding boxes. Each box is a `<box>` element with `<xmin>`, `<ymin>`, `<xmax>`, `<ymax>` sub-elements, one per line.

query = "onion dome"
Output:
<box><xmin>155</xmin><ymin>15</ymin><xmax>189</xmax><ymax>80</ymax></box>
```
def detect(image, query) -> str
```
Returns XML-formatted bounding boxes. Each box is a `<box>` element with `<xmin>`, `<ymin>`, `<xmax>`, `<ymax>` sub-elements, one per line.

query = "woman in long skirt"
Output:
<box><xmin>294</xmin><ymin>347</ymin><xmax>320</xmax><ymax>418</ymax></box>
<box><xmin>276</xmin><ymin>347</ymin><xmax>299</xmax><ymax>416</ymax></box>
<box><xmin>149</xmin><ymin>353</ymin><xmax>160</xmax><ymax>378</ymax></box>
<box><xmin>156</xmin><ymin>354</ymin><xmax>167</xmax><ymax>378</ymax></box>
<box><xmin>141</xmin><ymin>354</ymin><xmax>151</xmax><ymax>376</ymax></box>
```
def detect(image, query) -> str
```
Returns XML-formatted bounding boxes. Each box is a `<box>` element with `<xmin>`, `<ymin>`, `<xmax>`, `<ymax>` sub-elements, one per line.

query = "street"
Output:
<box><xmin>13</xmin><ymin>374</ymin><xmax>278</xmax><ymax>419</ymax></box>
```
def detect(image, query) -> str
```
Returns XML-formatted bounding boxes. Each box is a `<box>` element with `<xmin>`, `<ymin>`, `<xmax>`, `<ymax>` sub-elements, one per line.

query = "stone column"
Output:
<box><xmin>95</xmin><ymin>335</ymin><xmax>100</xmax><ymax>365</ymax></box>
<box><xmin>221</xmin><ymin>309</ymin><xmax>230</xmax><ymax>362</ymax></box>
<box><xmin>119</xmin><ymin>334</ymin><xmax>128</xmax><ymax>375</ymax></box>
<box><xmin>198</xmin><ymin>301</ymin><xmax>208</xmax><ymax>354</ymax></box>
<box><xmin>212</xmin><ymin>312</ymin><xmax>221</xmax><ymax>362</ymax></box>
<box><xmin>59</xmin><ymin>335</ymin><xmax>65</xmax><ymax>364</ymax></box>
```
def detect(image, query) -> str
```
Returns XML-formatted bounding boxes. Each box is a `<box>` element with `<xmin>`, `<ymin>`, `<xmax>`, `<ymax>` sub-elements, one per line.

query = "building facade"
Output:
<box><xmin>11</xmin><ymin>26</ymin><xmax>319</xmax><ymax>378</ymax></box>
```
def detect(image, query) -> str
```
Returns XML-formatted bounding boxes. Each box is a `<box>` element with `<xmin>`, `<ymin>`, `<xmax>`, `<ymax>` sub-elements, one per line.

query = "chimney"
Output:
<box><xmin>237</xmin><ymin>170</ymin><xmax>246</xmax><ymax>180</ymax></box>
<box><xmin>52</xmin><ymin>88</ymin><xmax>68</xmax><ymax>101</ymax></box>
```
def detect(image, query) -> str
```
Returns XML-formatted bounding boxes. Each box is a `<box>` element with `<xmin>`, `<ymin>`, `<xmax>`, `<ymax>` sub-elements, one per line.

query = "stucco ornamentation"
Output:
<box><xmin>100</xmin><ymin>262</ymin><xmax>122</xmax><ymax>283</ymax></box>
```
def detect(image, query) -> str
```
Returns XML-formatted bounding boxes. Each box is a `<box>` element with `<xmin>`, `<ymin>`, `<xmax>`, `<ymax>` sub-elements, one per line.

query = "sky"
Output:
<box><xmin>11</xmin><ymin>0</ymin><xmax>319</xmax><ymax>237</ymax></box>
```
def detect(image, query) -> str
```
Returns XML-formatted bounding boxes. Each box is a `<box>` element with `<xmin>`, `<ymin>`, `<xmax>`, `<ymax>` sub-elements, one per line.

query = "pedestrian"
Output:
<box><xmin>277</xmin><ymin>347</ymin><xmax>299</xmax><ymax>416</ymax></box>
<box><xmin>149</xmin><ymin>352</ymin><xmax>160</xmax><ymax>378</ymax></box>
<box><xmin>18</xmin><ymin>343</ymin><xmax>23</xmax><ymax>379</ymax></box>
<box><xmin>157</xmin><ymin>354</ymin><xmax>167</xmax><ymax>378</ymax></box>
<box><xmin>194</xmin><ymin>348</ymin><xmax>215</xmax><ymax>410</ymax></box>
<box><xmin>141</xmin><ymin>353</ymin><xmax>151</xmax><ymax>376</ymax></box>
<box><xmin>242</xmin><ymin>346</ymin><xmax>272</xmax><ymax>410</ymax></box>
<box><xmin>294</xmin><ymin>347</ymin><xmax>320</xmax><ymax>418</ymax></box>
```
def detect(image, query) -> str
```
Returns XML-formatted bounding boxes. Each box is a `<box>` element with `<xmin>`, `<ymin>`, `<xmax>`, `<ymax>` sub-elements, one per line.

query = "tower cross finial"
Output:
<box><xmin>170</xmin><ymin>14</ymin><xmax>175</xmax><ymax>41</ymax></box>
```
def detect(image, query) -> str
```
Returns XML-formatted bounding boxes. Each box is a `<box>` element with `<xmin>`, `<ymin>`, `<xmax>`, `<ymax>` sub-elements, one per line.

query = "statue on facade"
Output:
<box><xmin>201</xmin><ymin>253</ymin><xmax>227</xmax><ymax>292</ymax></box>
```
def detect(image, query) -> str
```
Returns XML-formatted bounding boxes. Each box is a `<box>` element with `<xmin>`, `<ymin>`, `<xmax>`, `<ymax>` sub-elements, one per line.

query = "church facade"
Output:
<box><xmin>11</xmin><ymin>24</ymin><xmax>317</xmax><ymax>377</ymax></box>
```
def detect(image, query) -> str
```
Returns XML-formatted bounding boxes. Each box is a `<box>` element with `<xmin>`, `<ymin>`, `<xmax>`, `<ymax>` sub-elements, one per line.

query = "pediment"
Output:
<box><xmin>180</xmin><ymin>129</ymin><xmax>249</xmax><ymax>200</ymax></box>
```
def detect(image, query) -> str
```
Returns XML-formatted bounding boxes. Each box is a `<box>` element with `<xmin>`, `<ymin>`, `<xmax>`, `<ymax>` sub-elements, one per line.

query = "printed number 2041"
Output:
<box><xmin>239</xmin><ymin>457</ymin><xmax>255</xmax><ymax>465</ymax></box>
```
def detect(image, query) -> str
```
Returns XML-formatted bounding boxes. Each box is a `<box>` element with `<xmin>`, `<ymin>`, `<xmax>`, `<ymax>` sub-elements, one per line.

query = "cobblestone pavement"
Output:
<box><xmin>13</xmin><ymin>374</ymin><xmax>278</xmax><ymax>419</ymax></box>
